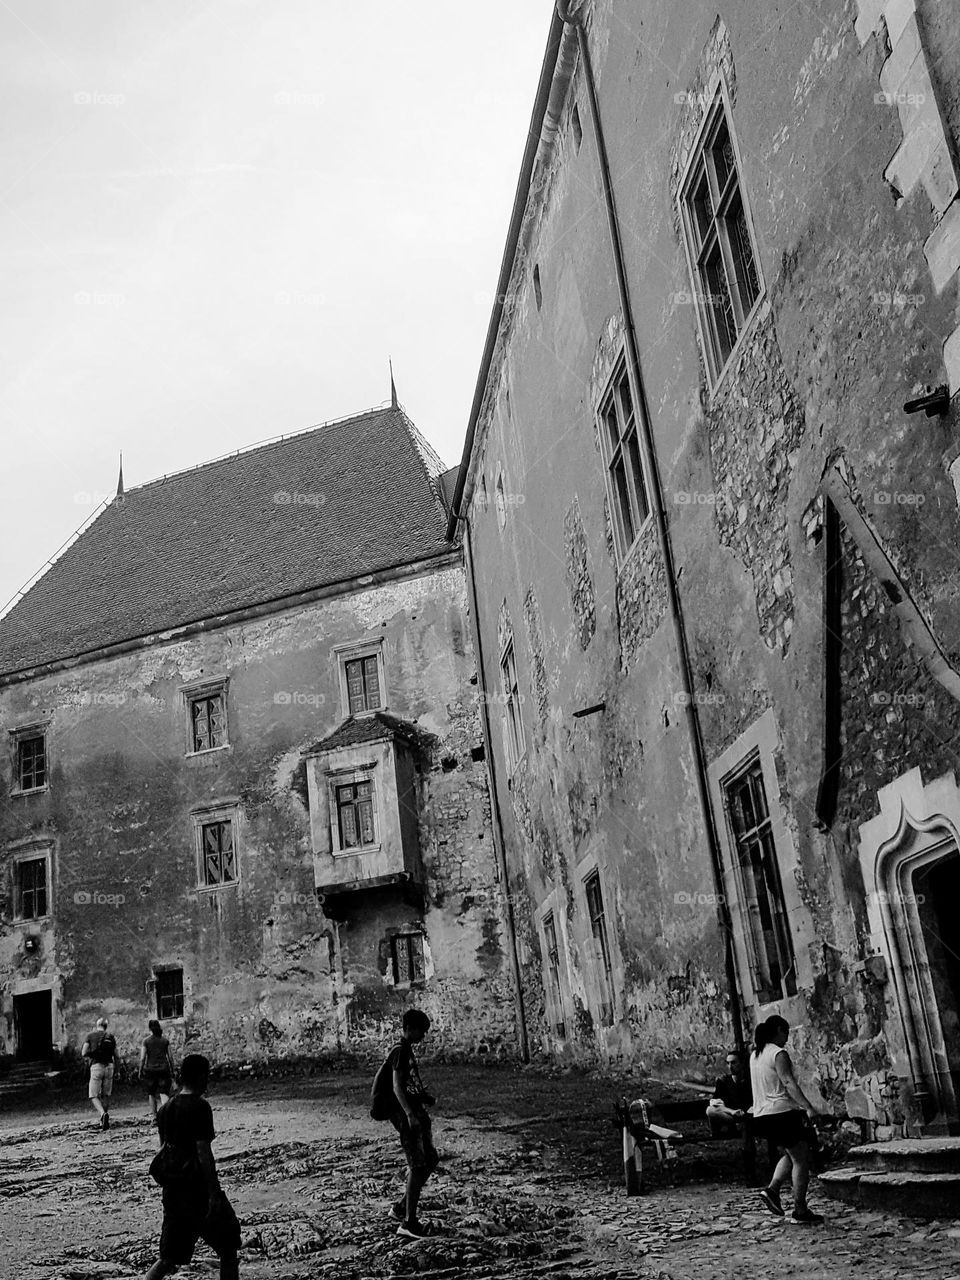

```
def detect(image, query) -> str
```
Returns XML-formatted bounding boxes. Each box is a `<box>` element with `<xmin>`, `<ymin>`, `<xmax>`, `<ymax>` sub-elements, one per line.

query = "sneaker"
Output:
<box><xmin>759</xmin><ymin>1186</ymin><xmax>784</xmax><ymax>1217</ymax></box>
<box><xmin>790</xmin><ymin>1208</ymin><xmax>824</xmax><ymax>1225</ymax></box>
<box><xmin>397</xmin><ymin>1220</ymin><xmax>435</xmax><ymax>1239</ymax></box>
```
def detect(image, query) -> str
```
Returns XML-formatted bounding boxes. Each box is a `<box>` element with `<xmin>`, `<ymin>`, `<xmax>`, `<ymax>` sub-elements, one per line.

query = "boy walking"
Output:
<box><xmin>143</xmin><ymin>1053</ymin><xmax>241</xmax><ymax>1280</ymax></box>
<box><xmin>375</xmin><ymin>1009</ymin><xmax>439</xmax><ymax>1239</ymax></box>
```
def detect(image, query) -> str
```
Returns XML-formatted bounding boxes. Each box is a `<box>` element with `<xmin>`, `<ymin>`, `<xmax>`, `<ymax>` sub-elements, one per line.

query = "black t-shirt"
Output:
<box><xmin>158</xmin><ymin>1092</ymin><xmax>215</xmax><ymax>1153</ymax></box>
<box><xmin>713</xmin><ymin>1073</ymin><xmax>751</xmax><ymax>1111</ymax></box>
<box><xmin>87</xmin><ymin>1030</ymin><xmax>116</xmax><ymax>1065</ymax></box>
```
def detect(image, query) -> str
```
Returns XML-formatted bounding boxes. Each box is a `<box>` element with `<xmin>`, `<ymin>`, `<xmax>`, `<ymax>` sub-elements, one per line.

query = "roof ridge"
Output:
<box><xmin>123</xmin><ymin>403</ymin><xmax>398</xmax><ymax>497</ymax></box>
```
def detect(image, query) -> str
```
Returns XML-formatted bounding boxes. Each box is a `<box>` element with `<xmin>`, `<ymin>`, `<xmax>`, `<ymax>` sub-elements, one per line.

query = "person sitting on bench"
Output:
<box><xmin>706</xmin><ymin>1049</ymin><xmax>752</xmax><ymax>1136</ymax></box>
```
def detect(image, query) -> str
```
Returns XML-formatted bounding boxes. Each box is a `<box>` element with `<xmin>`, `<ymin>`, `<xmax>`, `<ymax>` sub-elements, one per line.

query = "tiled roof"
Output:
<box><xmin>305</xmin><ymin>711</ymin><xmax>426</xmax><ymax>756</ymax></box>
<box><xmin>0</xmin><ymin>407</ymin><xmax>452</xmax><ymax>677</ymax></box>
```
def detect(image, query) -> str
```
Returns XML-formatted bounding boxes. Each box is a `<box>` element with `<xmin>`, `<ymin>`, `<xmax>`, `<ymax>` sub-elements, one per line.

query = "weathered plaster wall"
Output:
<box><xmin>463</xmin><ymin>0</ymin><xmax>960</xmax><ymax>1112</ymax></box>
<box><xmin>0</xmin><ymin>564</ymin><xmax>510</xmax><ymax>1066</ymax></box>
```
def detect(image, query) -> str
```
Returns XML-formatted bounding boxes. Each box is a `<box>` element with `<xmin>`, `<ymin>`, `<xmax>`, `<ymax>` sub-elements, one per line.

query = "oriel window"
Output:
<box><xmin>336</xmin><ymin>780</ymin><xmax>376</xmax><ymax>849</ymax></box>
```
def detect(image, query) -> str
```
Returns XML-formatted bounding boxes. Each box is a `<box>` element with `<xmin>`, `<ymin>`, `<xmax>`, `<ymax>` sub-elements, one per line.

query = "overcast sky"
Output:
<box><xmin>0</xmin><ymin>1</ymin><xmax>550</xmax><ymax>612</ymax></box>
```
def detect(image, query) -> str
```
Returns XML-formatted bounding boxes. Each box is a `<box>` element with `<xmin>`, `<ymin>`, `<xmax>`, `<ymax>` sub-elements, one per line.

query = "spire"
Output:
<box><xmin>116</xmin><ymin>451</ymin><xmax>124</xmax><ymax>499</ymax></box>
<box><xmin>389</xmin><ymin>358</ymin><xmax>398</xmax><ymax>410</ymax></box>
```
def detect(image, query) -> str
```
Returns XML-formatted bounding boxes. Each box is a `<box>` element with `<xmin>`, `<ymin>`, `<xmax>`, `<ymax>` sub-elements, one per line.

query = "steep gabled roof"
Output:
<box><xmin>304</xmin><ymin>711</ymin><xmax>427</xmax><ymax>757</ymax></box>
<box><xmin>0</xmin><ymin>406</ymin><xmax>451</xmax><ymax>678</ymax></box>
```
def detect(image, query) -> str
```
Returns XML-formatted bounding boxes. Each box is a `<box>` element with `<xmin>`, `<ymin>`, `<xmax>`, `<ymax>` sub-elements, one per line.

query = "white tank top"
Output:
<box><xmin>750</xmin><ymin>1042</ymin><xmax>795</xmax><ymax>1116</ymax></box>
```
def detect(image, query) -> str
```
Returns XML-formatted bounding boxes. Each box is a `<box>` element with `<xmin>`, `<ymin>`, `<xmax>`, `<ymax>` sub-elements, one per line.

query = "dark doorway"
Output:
<box><xmin>915</xmin><ymin>853</ymin><xmax>960</xmax><ymax>1124</ymax></box>
<box><xmin>13</xmin><ymin>991</ymin><xmax>53</xmax><ymax>1061</ymax></box>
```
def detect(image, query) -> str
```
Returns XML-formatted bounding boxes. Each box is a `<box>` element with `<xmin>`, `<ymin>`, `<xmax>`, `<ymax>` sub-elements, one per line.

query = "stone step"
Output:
<box><xmin>848</xmin><ymin>1138</ymin><xmax>960</xmax><ymax>1175</ymax></box>
<box><xmin>819</xmin><ymin>1167</ymin><xmax>960</xmax><ymax>1218</ymax></box>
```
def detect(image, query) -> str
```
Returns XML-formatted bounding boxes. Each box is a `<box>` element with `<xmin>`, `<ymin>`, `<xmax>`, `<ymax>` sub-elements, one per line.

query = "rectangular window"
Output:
<box><xmin>391</xmin><ymin>932</ymin><xmax>426</xmax><ymax>986</ymax></box>
<box><xmin>199</xmin><ymin>819</ymin><xmax>237</xmax><ymax>887</ymax></box>
<box><xmin>344</xmin><ymin>655</ymin><xmax>382</xmax><ymax>714</ymax></box>
<box><xmin>499</xmin><ymin>640</ymin><xmax>525</xmax><ymax>771</ymax></box>
<box><xmin>156</xmin><ymin>969</ymin><xmax>184</xmax><ymax>1020</ymax></box>
<box><xmin>584</xmin><ymin>871</ymin><xmax>612</xmax><ymax>980</ymax></box>
<box><xmin>680</xmin><ymin>94</ymin><xmax>762</xmax><ymax>384</ymax></box>
<box><xmin>543</xmin><ymin>912</ymin><xmax>566</xmax><ymax>1039</ymax></box>
<box><xmin>724</xmin><ymin>759</ymin><xmax>797</xmax><ymax>1003</ymax></box>
<box><xmin>16</xmin><ymin>734</ymin><xmax>46</xmax><ymax>791</ymax></box>
<box><xmin>15</xmin><ymin>857</ymin><xmax>48</xmax><ymax>920</ymax></box>
<box><xmin>597</xmin><ymin>360</ymin><xmax>649</xmax><ymax>560</ymax></box>
<box><xmin>336</xmin><ymin>781</ymin><xmax>376</xmax><ymax>849</ymax></box>
<box><xmin>189</xmin><ymin>691</ymin><xmax>227</xmax><ymax>753</ymax></box>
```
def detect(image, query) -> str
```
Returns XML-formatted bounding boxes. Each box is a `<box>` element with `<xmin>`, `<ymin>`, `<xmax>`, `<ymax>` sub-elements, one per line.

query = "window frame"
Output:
<box><xmin>390</xmin><ymin>930</ymin><xmax>427</xmax><ymax>988</ymax></box>
<box><xmin>677</xmin><ymin>77</ymin><xmax>765</xmax><ymax>391</ymax></box>
<box><xmin>11</xmin><ymin>726</ymin><xmax>48</xmax><ymax>795</ymax></box>
<box><xmin>182</xmin><ymin>678</ymin><xmax>230</xmax><ymax>757</ymax></box>
<box><xmin>721</xmin><ymin>752</ymin><xmax>798</xmax><ymax>1005</ymax></box>
<box><xmin>333</xmin><ymin>639</ymin><xmax>386</xmax><ymax>719</ymax></box>
<box><xmin>192</xmin><ymin>803</ymin><xmax>241</xmax><ymax>891</ymax></box>
<box><xmin>583</xmin><ymin>868</ymin><xmax>615</xmax><ymax>1027</ymax></box>
<box><xmin>541</xmin><ymin>909</ymin><xmax>567</xmax><ymax>1039</ymax></box>
<box><xmin>327</xmin><ymin>765</ymin><xmax>381</xmax><ymax>856</ymax></box>
<box><xmin>155</xmin><ymin>967</ymin><xmax>185</xmax><ymax>1021</ymax></box>
<box><xmin>595</xmin><ymin>356</ymin><xmax>651</xmax><ymax>563</ymax></box>
<box><xmin>12</xmin><ymin>847</ymin><xmax>52</xmax><ymax>922</ymax></box>
<box><xmin>499</xmin><ymin>637</ymin><xmax>525</xmax><ymax>773</ymax></box>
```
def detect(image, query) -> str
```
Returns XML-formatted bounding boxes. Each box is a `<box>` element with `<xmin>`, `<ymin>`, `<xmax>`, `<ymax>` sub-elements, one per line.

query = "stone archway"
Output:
<box><xmin>858</xmin><ymin>768</ymin><xmax>960</xmax><ymax>1135</ymax></box>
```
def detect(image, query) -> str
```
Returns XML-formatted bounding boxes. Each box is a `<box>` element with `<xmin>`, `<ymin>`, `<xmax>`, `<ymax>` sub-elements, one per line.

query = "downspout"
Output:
<box><xmin>457</xmin><ymin>510</ymin><xmax>530</xmax><ymax>1062</ymax></box>
<box><xmin>557</xmin><ymin>0</ymin><xmax>746</xmax><ymax>1055</ymax></box>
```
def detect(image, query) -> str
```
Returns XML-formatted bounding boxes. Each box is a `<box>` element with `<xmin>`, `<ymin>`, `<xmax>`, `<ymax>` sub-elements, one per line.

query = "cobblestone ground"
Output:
<box><xmin>2</xmin><ymin>1064</ymin><xmax>959</xmax><ymax>1280</ymax></box>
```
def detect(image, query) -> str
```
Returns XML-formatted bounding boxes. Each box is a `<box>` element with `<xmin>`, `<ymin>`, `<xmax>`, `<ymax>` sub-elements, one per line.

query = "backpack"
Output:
<box><xmin>92</xmin><ymin>1033</ymin><xmax>116</xmax><ymax>1065</ymax></box>
<box><xmin>370</xmin><ymin>1049</ymin><xmax>397</xmax><ymax>1121</ymax></box>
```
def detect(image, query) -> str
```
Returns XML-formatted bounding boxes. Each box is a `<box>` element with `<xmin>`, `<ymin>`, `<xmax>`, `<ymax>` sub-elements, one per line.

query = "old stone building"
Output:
<box><xmin>0</xmin><ymin>405</ymin><xmax>517</xmax><ymax>1068</ymax></box>
<box><xmin>450</xmin><ymin>0</ymin><xmax>960</xmax><ymax>1137</ymax></box>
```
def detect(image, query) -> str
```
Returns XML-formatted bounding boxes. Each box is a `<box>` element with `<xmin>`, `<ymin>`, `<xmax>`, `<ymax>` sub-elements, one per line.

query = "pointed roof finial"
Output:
<box><xmin>389</xmin><ymin>358</ymin><xmax>398</xmax><ymax>410</ymax></box>
<box><xmin>116</xmin><ymin>451</ymin><xmax>124</xmax><ymax>499</ymax></box>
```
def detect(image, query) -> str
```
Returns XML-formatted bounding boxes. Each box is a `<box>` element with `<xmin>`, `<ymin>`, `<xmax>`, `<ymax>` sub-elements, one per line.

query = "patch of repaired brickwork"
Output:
<box><xmin>705</xmin><ymin>314</ymin><xmax>806</xmax><ymax>655</ymax></box>
<box><xmin>616</xmin><ymin>520</ymin><xmax>668</xmax><ymax>669</ymax></box>
<box><xmin>523</xmin><ymin>588</ymin><xmax>549</xmax><ymax>729</ymax></box>
<box><xmin>497</xmin><ymin>599</ymin><xmax>513</xmax><ymax>658</ymax></box>
<box><xmin>564</xmin><ymin>498</ymin><xmax>597</xmax><ymax>650</ymax></box>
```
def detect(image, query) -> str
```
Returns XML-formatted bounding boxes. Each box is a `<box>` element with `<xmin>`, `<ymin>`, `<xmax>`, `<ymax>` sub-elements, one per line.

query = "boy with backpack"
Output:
<box><xmin>370</xmin><ymin>1009</ymin><xmax>439</xmax><ymax>1239</ymax></box>
<box><xmin>81</xmin><ymin>1016</ymin><xmax>119</xmax><ymax>1130</ymax></box>
<box><xmin>143</xmin><ymin>1053</ymin><xmax>241</xmax><ymax>1280</ymax></box>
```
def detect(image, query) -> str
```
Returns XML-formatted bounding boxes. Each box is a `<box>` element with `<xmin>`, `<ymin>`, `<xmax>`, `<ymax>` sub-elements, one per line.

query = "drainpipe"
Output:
<box><xmin>557</xmin><ymin>0</ymin><xmax>745</xmax><ymax>1056</ymax></box>
<box><xmin>456</xmin><ymin>511</ymin><xmax>530</xmax><ymax>1062</ymax></box>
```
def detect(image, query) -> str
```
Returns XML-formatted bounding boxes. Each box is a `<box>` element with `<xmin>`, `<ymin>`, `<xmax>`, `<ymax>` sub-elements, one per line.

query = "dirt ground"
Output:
<box><xmin>2</xmin><ymin>1062</ymin><xmax>959</xmax><ymax>1280</ymax></box>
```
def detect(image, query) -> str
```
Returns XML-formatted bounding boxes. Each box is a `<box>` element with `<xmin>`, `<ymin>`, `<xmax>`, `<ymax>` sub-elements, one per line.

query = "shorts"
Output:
<box><xmin>752</xmin><ymin>1109</ymin><xmax>808</xmax><ymax>1150</ymax></box>
<box><xmin>159</xmin><ymin>1187</ymin><xmax>241</xmax><ymax>1265</ymax></box>
<box><xmin>143</xmin><ymin>1069</ymin><xmax>172</xmax><ymax>1097</ymax></box>
<box><xmin>88</xmin><ymin>1063</ymin><xmax>114</xmax><ymax>1100</ymax></box>
<box><xmin>390</xmin><ymin>1108</ymin><xmax>439</xmax><ymax>1173</ymax></box>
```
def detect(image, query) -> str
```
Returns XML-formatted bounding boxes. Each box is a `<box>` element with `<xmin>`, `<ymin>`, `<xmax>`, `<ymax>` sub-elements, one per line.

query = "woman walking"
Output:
<box><xmin>751</xmin><ymin>1015</ymin><xmax>829</xmax><ymax>1224</ymax></box>
<box><xmin>139</xmin><ymin>1020</ymin><xmax>175</xmax><ymax>1121</ymax></box>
